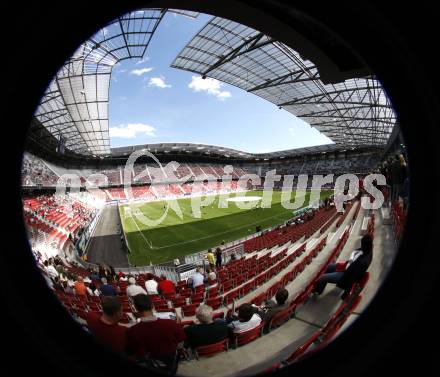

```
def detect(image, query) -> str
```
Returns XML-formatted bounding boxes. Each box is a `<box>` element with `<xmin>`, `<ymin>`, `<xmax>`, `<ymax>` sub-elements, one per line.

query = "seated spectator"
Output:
<box><xmin>185</xmin><ymin>305</ymin><xmax>228</xmax><ymax>348</ymax></box>
<box><xmin>227</xmin><ymin>303</ymin><xmax>262</xmax><ymax>334</ymax></box>
<box><xmin>127</xmin><ymin>294</ymin><xmax>186</xmax><ymax>375</ymax></box>
<box><xmin>44</xmin><ymin>260</ymin><xmax>59</xmax><ymax>280</ymax></box>
<box><xmin>100</xmin><ymin>277</ymin><xmax>117</xmax><ymax>296</ymax></box>
<box><xmin>86</xmin><ymin>296</ymin><xmax>127</xmax><ymax>354</ymax></box>
<box><xmin>88</xmin><ymin>269</ymin><xmax>101</xmax><ymax>283</ymax></box>
<box><xmin>118</xmin><ymin>272</ymin><xmax>128</xmax><ymax>282</ymax></box>
<box><xmin>144</xmin><ymin>276</ymin><xmax>159</xmax><ymax>295</ymax></box>
<box><xmin>157</xmin><ymin>275</ymin><xmax>176</xmax><ymax>296</ymax></box>
<box><xmin>312</xmin><ymin>234</ymin><xmax>373</xmax><ymax>297</ymax></box>
<box><xmin>126</xmin><ymin>277</ymin><xmax>147</xmax><ymax>297</ymax></box>
<box><xmin>52</xmin><ymin>276</ymin><xmax>64</xmax><ymax>291</ymax></box>
<box><xmin>61</xmin><ymin>280</ymin><xmax>74</xmax><ymax>295</ymax></box>
<box><xmin>259</xmin><ymin>288</ymin><xmax>289</xmax><ymax>328</ymax></box>
<box><xmin>74</xmin><ymin>276</ymin><xmax>87</xmax><ymax>297</ymax></box>
<box><xmin>206</xmin><ymin>268</ymin><xmax>216</xmax><ymax>282</ymax></box>
<box><xmin>191</xmin><ymin>268</ymin><xmax>205</xmax><ymax>289</ymax></box>
<box><xmin>87</xmin><ymin>282</ymin><xmax>100</xmax><ymax>297</ymax></box>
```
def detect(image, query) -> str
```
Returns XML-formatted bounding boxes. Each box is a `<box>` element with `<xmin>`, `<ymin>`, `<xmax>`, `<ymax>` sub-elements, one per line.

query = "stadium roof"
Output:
<box><xmin>171</xmin><ymin>17</ymin><xmax>396</xmax><ymax>148</ymax></box>
<box><xmin>110</xmin><ymin>142</ymin><xmax>379</xmax><ymax>160</ymax></box>
<box><xmin>34</xmin><ymin>9</ymin><xmax>198</xmax><ymax>156</ymax></box>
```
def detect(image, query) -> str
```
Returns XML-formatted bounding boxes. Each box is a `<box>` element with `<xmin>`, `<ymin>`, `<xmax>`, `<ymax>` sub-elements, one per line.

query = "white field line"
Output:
<box><xmin>127</xmin><ymin>192</ymin><xmax>308</xmax><ymax>251</ymax></box>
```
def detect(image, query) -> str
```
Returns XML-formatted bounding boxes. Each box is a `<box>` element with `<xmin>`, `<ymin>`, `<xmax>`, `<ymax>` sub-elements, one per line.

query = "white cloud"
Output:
<box><xmin>148</xmin><ymin>77</ymin><xmax>172</xmax><ymax>88</ymax></box>
<box><xmin>109</xmin><ymin>123</ymin><xmax>156</xmax><ymax>139</ymax></box>
<box><xmin>188</xmin><ymin>75</ymin><xmax>231</xmax><ymax>100</ymax></box>
<box><xmin>288</xmin><ymin>127</ymin><xmax>296</xmax><ymax>137</ymax></box>
<box><xmin>130</xmin><ymin>67</ymin><xmax>153</xmax><ymax>76</ymax></box>
<box><xmin>136</xmin><ymin>57</ymin><xmax>149</xmax><ymax>65</ymax></box>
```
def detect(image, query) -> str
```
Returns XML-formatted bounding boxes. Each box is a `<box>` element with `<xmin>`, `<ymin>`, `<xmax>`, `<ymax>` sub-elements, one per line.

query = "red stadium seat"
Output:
<box><xmin>194</xmin><ymin>338</ymin><xmax>228</xmax><ymax>359</ymax></box>
<box><xmin>182</xmin><ymin>304</ymin><xmax>198</xmax><ymax>317</ymax></box>
<box><xmin>232</xmin><ymin>324</ymin><xmax>264</xmax><ymax>348</ymax></box>
<box><xmin>267</xmin><ymin>307</ymin><xmax>292</xmax><ymax>331</ymax></box>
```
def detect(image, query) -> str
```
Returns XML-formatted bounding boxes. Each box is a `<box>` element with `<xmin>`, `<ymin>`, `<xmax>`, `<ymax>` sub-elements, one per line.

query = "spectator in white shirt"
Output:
<box><xmin>44</xmin><ymin>260</ymin><xmax>59</xmax><ymax>280</ymax></box>
<box><xmin>191</xmin><ymin>268</ymin><xmax>205</xmax><ymax>289</ymax></box>
<box><xmin>87</xmin><ymin>283</ymin><xmax>101</xmax><ymax>297</ymax></box>
<box><xmin>126</xmin><ymin>277</ymin><xmax>147</xmax><ymax>297</ymax></box>
<box><xmin>144</xmin><ymin>277</ymin><xmax>159</xmax><ymax>295</ymax></box>
<box><xmin>227</xmin><ymin>303</ymin><xmax>262</xmax><ymax>333</ymax></box>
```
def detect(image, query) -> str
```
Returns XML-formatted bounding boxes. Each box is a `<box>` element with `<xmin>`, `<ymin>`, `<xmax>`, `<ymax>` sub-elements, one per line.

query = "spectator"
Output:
<box><xmin>191</xmin><ymin>268</ymin><xmax>205</xmax><ymax>289</ymax></box>
<box><xmin>227</xmin><ymin>303</ymin><xmax>262</xmax><ymax>334</ymax></box>
<box><xmin>206</xmin><ymin>249</ymin><xmax>215</xmax><ymax>269</ymax></box>
<box><xmin>312</xmin><ymin>234</ymin><xmax>373</xmax><ymax>297</ymax></box>
<box><xmin>44</xmin><ymin>260</ymin><xmax>58</xmax><ymax>280</ymax></box>
<box><xmin>74</xmin><ymin>276</ymin><xmax>87</xmax><ymax>297</ymax></box>
<box><xmin>144</xmin><ymin>275</ymin><xmax>159</xmax><ymax>295</ymax></box>
<box><xmin>260</xmin><ymin>288</ymin><xmax>289</xmax><ymax>326</ymax></box>
<box><xmin>52</xmin><ymin>276</ymin><xmax>64</xmax><ymax>291</ymax></box>
<box><xmin>185</xmin><ymin>305</ymin><xmax>228</xmax><ymax>348</ymax></box>
<box><xmin>157</xmin><ymin>275</ymin><xmax>176</xmax><ymax>296</ymax></box>
<box><xmin>61</xmin><ymin>280</ymin><xmax>74</xmax><ymax>295</ymax></box>
<box><xmin>118</xmin><ymin>271</ymin><xmax>128</xmax><ymax>282</ymax></box>
<box><xmin>126</xmin><ymin>277</ymin><xmax>147</xmax><ymax>297</ymax></box>
<box><xmin>86</xmin><ymin>296</ymin><xmax>127</xmax><ymax>354</ymax></box>
<box><xmin>206</xmin><ymin>268</ymin><xmax>216</xmax><ymax>282</ymax></box>
<box><xmin>215</xmin><ymin>247</ymin><xmax>222</xmax><ymax>268</ymax></box>
<box><xmin>87</xmin><ymin>282</ymin><xmax>100</xmax><ymax>297</ymax></box>
<box><xmin>127</xmin><ymin>294</ymin><xmax>185</xmax><ymax>375</ymax></box>
<box><xmin>100</xmin><ymin>277</ymin><xmax>117</xmax><ymax>296</ymax></box>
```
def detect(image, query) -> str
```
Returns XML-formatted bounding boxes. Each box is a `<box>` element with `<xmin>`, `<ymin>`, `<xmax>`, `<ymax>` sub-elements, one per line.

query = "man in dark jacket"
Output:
<box><xmin>312</xmin><ymin>234</ymin><xmax>373</xmax><ymax>296</ymax></box>
<box><xmin>185</xmin><ymin>304</ymin><xmax>228</xmax><ymax>348</ymax></box>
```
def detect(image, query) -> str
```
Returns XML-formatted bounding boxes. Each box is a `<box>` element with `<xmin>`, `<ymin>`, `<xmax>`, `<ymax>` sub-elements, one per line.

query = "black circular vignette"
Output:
<box><xmin>2</xmin><ymin>1</ymin><xmax>438</xmax><ymax>376</ymax></box>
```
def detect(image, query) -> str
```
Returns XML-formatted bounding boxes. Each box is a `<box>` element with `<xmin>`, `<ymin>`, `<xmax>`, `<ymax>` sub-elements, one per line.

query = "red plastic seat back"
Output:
<box><xmin>234</xmin><ymin>324</ymin><xmax>263</xmax><ymax>347</ymax></box>
<box><xmin>195</xmin><ymin>338</ymin><xmax>228</xmax><ymax>358</ymax></box>
<box><xmin>268</xmin><ymin>307</ymin><xmax>292</xmax><ymax>330</ymax></box>
<box><xmin>182</xmin><ymin>304</ymin><xmax>198</xmax><ymax>317</ymax></box>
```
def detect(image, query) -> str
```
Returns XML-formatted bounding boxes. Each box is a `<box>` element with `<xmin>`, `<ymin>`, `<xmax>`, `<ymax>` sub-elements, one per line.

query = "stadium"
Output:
<box><xmin>9</xmin><ymin>3</ymin><xmax>436</xmax><ymax>377</ymax></box>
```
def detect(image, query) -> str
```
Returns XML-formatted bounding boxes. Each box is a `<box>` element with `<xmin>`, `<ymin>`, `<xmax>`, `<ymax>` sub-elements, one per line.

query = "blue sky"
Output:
<box><xmin>109</xmin><ymin>12</ymin><xmax>333</xmax><ymax>153</ymax></box>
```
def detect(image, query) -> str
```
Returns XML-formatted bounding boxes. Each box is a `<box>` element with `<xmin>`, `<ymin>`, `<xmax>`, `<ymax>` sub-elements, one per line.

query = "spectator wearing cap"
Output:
<box><xmin>126</xmin><ymin>277</ymin><xmax>147</xmax><ymax>297</ymax></box>
<box><xmin>86</xmin><ymin>296</ymin><xmax>127</xmax><ymax>354</ymax></box>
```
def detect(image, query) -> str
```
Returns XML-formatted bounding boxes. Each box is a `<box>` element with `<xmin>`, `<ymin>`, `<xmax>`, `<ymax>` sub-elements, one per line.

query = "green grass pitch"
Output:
<box><xmin>119</xmin><ymin>190</ymin><xmax>331</xmax><ymax>266</ymax></box>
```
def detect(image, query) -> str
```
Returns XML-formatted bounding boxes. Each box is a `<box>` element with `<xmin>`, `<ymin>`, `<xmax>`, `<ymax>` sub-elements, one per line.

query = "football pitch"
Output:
<box><xmin>119</xmin><ymin>190</ymin><xmax>331</xmax><ymax>266</ymax></box>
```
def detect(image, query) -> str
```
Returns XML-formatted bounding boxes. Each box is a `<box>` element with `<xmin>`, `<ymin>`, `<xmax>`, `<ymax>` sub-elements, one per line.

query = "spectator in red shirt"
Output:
<box><xmin>127</xmin><ymin>294</ymin><xmax>185</xmax><ymax>375</ymax></box>
<box><xmin>157</xmin><ymin>275</ymin><xmax>176</xmax><ymax>296</ymax></box>
<box><xmin>86</xmin><ymin>296</ymin><xmax>127</xmax><ymax>354</ymax></box>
